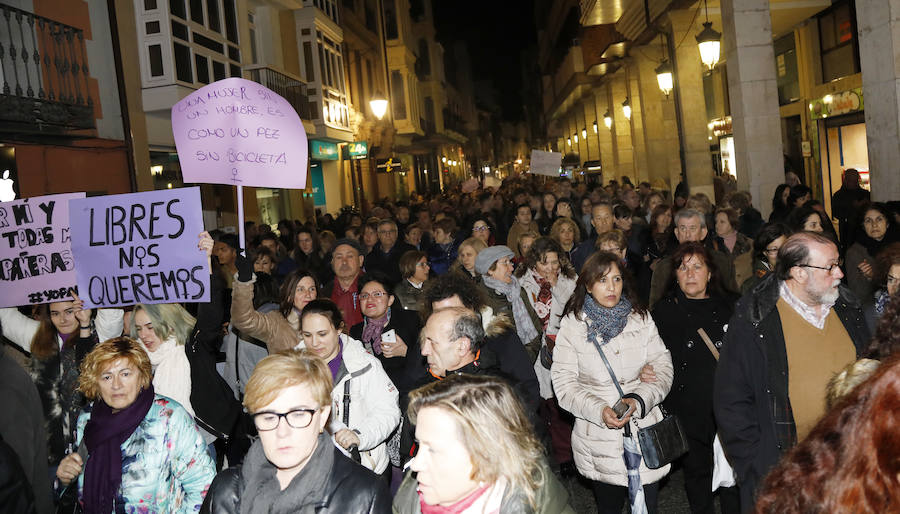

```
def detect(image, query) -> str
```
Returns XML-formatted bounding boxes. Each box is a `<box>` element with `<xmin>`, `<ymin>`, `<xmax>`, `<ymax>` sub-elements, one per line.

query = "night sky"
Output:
<box><xmin>432</xmin><ymin>0</ymin><xmax>536</xmax><ymax>122</ymax></box>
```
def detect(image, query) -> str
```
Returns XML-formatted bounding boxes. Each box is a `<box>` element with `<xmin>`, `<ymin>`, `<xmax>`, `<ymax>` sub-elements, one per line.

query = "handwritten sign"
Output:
<box><xmin>171</xmin><ymin>77</ymin><xmax>309</xmax><ymax>188</ymax></box>
<box><xmin>0</xmin><ymin>192</ymin><xmax>84</xmax><ymax>307</ymax></box>
<box><xmin>69</xmin><ymin>187</ymin><xmax>209</xmax><ymax>308</ymax></box>
<box><xmin>529</xmin><ymin>150</ymin><xmax>562</xmax><ymax>176</ymax></box>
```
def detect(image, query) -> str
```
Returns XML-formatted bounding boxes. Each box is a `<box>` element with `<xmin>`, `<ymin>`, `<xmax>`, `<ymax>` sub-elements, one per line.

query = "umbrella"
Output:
<box><xmin>623</xmin><ymin>424</ymin><xmax>647</xmax><ymax>514</ymax></box>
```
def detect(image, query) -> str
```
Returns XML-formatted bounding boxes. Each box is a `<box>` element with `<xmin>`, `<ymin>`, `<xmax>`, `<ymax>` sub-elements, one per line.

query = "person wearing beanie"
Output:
<box><xmin>475</xmin><ymin>246</ymin><xmax>542</xmax><ymax>361</ymax></box>
<box><xmin>319</xmin><ymin>238</ymin><xmax>366</xmax><ymax>327</ymax></box>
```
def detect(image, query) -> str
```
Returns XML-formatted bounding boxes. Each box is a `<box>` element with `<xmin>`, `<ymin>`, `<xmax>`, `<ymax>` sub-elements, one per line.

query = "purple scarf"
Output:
<box><xmin>82</xmin><ymin>385</ymin><xmax>155</xmax><ymax>513</ymax></box>
<box><xmin>361</xmin><ymin>309</ymin><xmax>390</xmax><ymax>355</ymax></box>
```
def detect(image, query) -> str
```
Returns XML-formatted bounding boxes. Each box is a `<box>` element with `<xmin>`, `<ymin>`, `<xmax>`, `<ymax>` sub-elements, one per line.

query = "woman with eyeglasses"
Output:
<box><xmin>470</xmin><ymin>215</ymin><xmax>496</xmax><ymax>246</ymax></box>
<box><xmin>740</xmin><ymin>222</ymin><xmax>791</xmax><ymax>294</ymax></box>
<box><xmin>300</xmin><ymin>299</ymin><xmax>400</xmax><ymax>477</ymax></box>
<box><xmin>201</xmin><ymin>350</ymin><xmax>391</xmax><ymax>513</ymax></box>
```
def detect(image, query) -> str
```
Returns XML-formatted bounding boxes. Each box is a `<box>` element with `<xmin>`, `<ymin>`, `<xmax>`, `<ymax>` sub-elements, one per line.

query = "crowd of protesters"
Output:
<box><xmin>3</xmin><ymin>168</ymin><xmax>900</xmax><ymax>513</ymax></box>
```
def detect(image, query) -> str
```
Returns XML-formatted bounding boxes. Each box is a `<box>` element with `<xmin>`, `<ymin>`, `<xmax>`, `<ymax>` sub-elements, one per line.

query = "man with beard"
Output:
<box><xmin>713</xmin><ymin>231</ymin><xmax>870</xmax><ymax>512</ymax></box>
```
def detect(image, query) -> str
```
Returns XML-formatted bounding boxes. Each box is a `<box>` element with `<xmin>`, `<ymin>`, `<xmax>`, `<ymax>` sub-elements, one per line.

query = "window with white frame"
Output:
<box><xmin>316</xmin><ymin>30</ymin><xmax>349</xmax><ymax>129</ymax></box>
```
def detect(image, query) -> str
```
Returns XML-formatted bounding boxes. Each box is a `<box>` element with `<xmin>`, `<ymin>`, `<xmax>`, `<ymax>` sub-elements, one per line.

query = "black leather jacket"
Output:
<box><xmin>200</xmin><ymin>444</ymin><xmax>391</xmax><ymax>513</ymax></box>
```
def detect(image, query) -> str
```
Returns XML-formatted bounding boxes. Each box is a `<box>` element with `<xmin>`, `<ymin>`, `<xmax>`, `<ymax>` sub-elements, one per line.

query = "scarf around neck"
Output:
<box><xmin>583</xmin><ymin>294</ymin><xmax>632</xmax><ymax>345</ymax></box>
<box><xmin>362</xmin><ymin>309</ymin><xmax>390</xmax><ymax>355</ymax></box>
<box><xmin>529</xmin><ymin>269</ymin><xmax>554</xmax><ymax>331</ymax></box>
<box><xmin>483</xmin><ymin>275</ymin><xmax>540</xmax><ymax>345</ymax></box>
<box><xmin>144</xmin><ymin>335</ymin><xmax>194</xmax><ymax>416</ymax></box>
<box><xmin>83</xmin><ymin>385</ymin><xmax>155</xmax><ymax>514</ymax></box>
<box><xmin>240</xmin><ymin>432</ymin><xmax>335</xmax><ymax>514</ymax></box>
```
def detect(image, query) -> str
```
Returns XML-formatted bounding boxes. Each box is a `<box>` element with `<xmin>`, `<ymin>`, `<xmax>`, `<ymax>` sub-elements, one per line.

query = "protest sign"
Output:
<box><xmin>171</xmin><ymin>77</ymin><xmax>309</xmax><ymax>189</ymax></box>
<box><xmin>0</xmin><ymin>192</ymin><xmax>84</xmax><ymax>307</ymax></box>
<box><xmin>529</xmin><ymin>150</ymin><xmax>562</xmax><ymax>176</ymax></box>
<box><xmin>69</xmin><ymin>187</ymin><xmax>209</xmax><ymax>308</ymax></box>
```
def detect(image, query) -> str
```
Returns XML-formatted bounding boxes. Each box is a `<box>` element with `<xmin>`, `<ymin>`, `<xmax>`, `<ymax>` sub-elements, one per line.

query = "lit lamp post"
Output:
<box><xmin>655</xmin><ymin>61</ymin><xmax>674</xmax><ymax>97</ymax></box>
<box><xmin>603</xmin><ymin>110</ymin><xmax>613</xmax><ymax>129</ymax></box>
<box><xmin>695</xmin><ymin>0</ymin><xmax>722</xmax><ymax>71</ymax></box>
<box><xmin>369</xmin><ymin>91</ymin><xmax>389</xmax><ymax>120</ymax></box>
<box><xmin>622</xmin><ymin>99</ymin><xmax>631</xmax><ymax>120</ymax></box>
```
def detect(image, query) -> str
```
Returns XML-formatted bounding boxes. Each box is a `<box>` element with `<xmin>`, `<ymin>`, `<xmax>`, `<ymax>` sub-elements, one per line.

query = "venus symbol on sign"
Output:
<box><xmin>230</xmin><ymin>168</ymin><xmax>242</xmax><ymax>183</ymax></box>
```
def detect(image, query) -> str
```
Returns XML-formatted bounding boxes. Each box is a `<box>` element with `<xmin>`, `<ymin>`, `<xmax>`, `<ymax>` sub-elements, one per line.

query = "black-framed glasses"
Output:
<box><xmin>252</xmin><ymin>408</ymin><xmax>318</xmax><ymax>431</ymax></box>
<box><xmin>798</xmin><ymin>258</ymin><xmax>843</xmax><ymax>273</ymax></box>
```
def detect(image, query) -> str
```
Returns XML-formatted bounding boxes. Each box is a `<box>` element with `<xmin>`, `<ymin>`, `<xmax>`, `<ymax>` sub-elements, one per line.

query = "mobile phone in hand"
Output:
<box><xmin>382</xmin><ymin>329</ymin><xmax>397</xmax><ymax>344</ymax></box>
<box><xmin>612</xmin><ymin>399</ymin><xmax>631</xmax><ymax>420</ymax></box>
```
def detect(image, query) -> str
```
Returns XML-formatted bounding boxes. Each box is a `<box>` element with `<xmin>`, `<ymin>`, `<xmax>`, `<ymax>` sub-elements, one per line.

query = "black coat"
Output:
<box><xmin>713</xmin><ymin>274</ymin><xmax>869</xmax><ymax>512</ymax></box>
<box><xmin>652</xmin><ymin>291</ymin><xmax>734</xmax><ymax>439</ymax></box>
<box><xmin>200</xmin><ymin>445</ymin><xmax>391</xmax><ymax>514</ymax></box>
<box><xmin>363</xmin><ymin>242</ymin><xmax>416</xmax><ymax>286</ymax></box>
<box><xmin>349</xmin><ymin>307</ymin><xmax>426</xmax><ymax>401</ymax></box>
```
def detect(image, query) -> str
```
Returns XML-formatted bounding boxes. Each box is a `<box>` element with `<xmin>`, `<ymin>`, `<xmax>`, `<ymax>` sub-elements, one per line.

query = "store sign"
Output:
<box><xmin>343</xmin><ymin>142</ymin><xmax>368</xmax><ymax>160</ymax></box>
<box><xmin>376</xmin><ymin>157</ymin><xmax>402</xmax><ymax>173</ymax></box>
<box><xmin>809</xmin><ymin>88</ymin><xmax>864</xmax><ymax>120</ymax></box>
<box><xmin>310</xmin><ymin>164</ymin><xmax>327</xmax><ymax>206</ymax></box>
<box><xmin>310</xmin><ymin>139</ymin><xmax>339</xmax><ymax>160</ymax></box>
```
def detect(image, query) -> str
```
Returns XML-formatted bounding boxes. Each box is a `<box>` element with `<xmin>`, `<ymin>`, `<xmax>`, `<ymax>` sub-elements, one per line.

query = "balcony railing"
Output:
<box><xmin>0</xmin><ymin>3</ymin><xmax>95</xmax><ymax>134</ymax></box>
<box><xmin>245</xmin><ymin>65</ymin><xmax>312</xmax><ymax>121</ymax></box>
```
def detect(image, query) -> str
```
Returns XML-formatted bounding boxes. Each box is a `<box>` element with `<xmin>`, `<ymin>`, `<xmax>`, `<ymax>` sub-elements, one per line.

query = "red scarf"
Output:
<box><xmin>530</xmin><ymin>270</ymin><xmax>554</xmax><ymax>331</ymax></box>
<box><xmin>419</xmin><ymin>483</ymin><xmax>493</xmax><ymax>514</ymax></box>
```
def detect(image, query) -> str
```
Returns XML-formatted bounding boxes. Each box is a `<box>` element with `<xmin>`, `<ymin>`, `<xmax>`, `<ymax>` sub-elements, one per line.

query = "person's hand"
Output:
<box><xmin>601</xmin><ymin>398</ymin><xmax>637</xmax><ymax>429</ymax></box>
<box><xmin>56</xmin><ymin>452</ymin><xmax>83</xmax><ymax>486</ymax></box>
<box><xmin>858</xmin><ymin>260</ymin><xmax>874</xmax><ymax>280</ymax></box>
<box><xmin>71</xmin><ymin>291</ymin><xmax>92</xmax><ymax>327</ymax></box>
<box><xmin>335</xmin><ymin>428</ymin><xmax>360</xmax><ymax>450</ymax></box>
<box><xmin>199</xmin><ymin>232</ymin><xmax>215</xmax><ymax>274</ymax></box>
<box><xmin>382</xmin><ymin>334</ymin><xmax>408</xmax><ymax>358</ymax></box>
<box><xmin>639</xmin><ymin>364</ymin><xmax>657</xmax><ymax>383</ymax></box>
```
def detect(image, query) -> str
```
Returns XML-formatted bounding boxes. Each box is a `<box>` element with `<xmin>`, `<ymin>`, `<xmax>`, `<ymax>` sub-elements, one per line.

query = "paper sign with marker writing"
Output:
<box><xmin>69</xmin><ymin>187</ymin><xmax>209</xmax><ymax>308</ymax></box>
<box><xmin>0</xmin><ymin>192</ymin><xmax>85</xmax><ymax>308</ymax></box>
<box><xmin>172</xmin><ymin>77</ymin><xmax>309</xmax><ymax>188</ymax></box>
<box><xmin>529</xmin><ymin>150</ymin><xmax>563</xmax><ymax>176</ymax></box>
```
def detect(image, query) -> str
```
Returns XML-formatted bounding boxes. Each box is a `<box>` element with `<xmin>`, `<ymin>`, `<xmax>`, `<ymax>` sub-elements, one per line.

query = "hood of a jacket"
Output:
<box><xmin>480</xmin><ymin>306</ymin><xmax>514</xmax><ymax>338</ymax></box>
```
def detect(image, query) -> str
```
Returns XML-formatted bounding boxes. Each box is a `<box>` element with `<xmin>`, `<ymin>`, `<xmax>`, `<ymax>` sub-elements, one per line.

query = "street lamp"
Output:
<box><xmin>695</xmin><ymin>0</ymin><xmax>721</xmax><ymax>71</ymax></box>
<box><xmin>622</xmin><ymin>99</ymin><xmax>632</xmax><ymax>120</ymax></box>
<box><xmin>655</xmin><ymin>60</ymin><xmax>674</xmax><ymax>97</ymax></box>
<box><xmin>369</xmin><ymin>91</ymin><xmax>388</xmax><ymax>120</ymax></box>
<box><xmin>442</xmin><ymin>156</ymin><xmax>447</xmax><ymax>163</ymax></box>
<box><xmin>573</xmin><ymin>132</ymin><xmax>578</xmax><ymax>144</ymax></box>
<box><xmin>593</xmin><ymin>120</ymin><xmax>598</xmax><ymax>133</ymax></box>
<box><xmin>603</xmin><ymin>110</ymin><xmax>612</xmax><ymax>129</ymax></box>
<box><xmin>567</xmin><ymin>137</ymin><xmax>572</xmax><ymax>146</ymax></box>
<box><xmin>581</xmin><ymin>127</ymin><xmax>587</xmax><ymax>139</ymax></box>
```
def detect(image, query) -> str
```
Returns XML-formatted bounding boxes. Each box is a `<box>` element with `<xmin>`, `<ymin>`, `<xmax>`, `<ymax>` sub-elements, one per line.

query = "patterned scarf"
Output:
<box><xmin>530</xmin><ymin>269</ymin><xmax>554</xmax><ymax>331</ymax></box>
<box><xmin>361</xmin><ymin>309</ymin><xmax>390</xmax><ymax>355</ymax></box>
<box><xmin>583</xmin><ymin>294</ymin><xmax>632</xmax><ymax>345</ymax></box>
<box><xmin>483</xmin><ymin>275</ymin><xmax>540</xmax><ymax>345</ymax></box>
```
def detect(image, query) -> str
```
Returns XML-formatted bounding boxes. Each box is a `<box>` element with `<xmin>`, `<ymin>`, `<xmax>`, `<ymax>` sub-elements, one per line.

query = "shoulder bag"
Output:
<box><xmin>589</xmin><ymin>335</ymin><xmax>688</xmax><ymax>469</ymax></box>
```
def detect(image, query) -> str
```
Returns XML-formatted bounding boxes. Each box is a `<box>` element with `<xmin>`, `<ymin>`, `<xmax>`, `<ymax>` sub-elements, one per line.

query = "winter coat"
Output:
<box><xmin>551</xmin><ymin>310</ymin><xmax>674</xmax><ymax>486</ymax></box>
<box><xmin>73</xmin><ymin>395</ymin><xmax>216</xmax><ymax>513</ymax></box>
<box><xmin>393</xmin><ymin>279</ymin><xmax>426</xmax><ymax>312</ymax></box>
<box><xmin>845</xmin><ymin>241</ymin><xmax>877</xmax><ymax>305</ymax></box>
<box><xmin>230</xmin><ymin>273</ymin><xmax>300</xmax><ymax>353</ymax></box>
<box><xmin>392</xmin><ymin>465</ymin><xmax>575</xmax><ymax>514</ymax></box>
<box><xmin>713</xmin><ymin>274</ymin><xmax>869</xmax><ymax>512</ymax></box>
<box><xmin>221</xmin><ymin>303</ymin><xmax>277</xmax><ymax>400</ymax></box>
<box><xmin>300</xmin><ymin>334</ymin><xmax>400</xmax><ymax>474</ymax></box>
<box><xmin>365</xmin><ymin>242</ymin><xmax>417</xmax><ymax>286</ymax></box>
<box><xmin>477</xmin><ymin>282</ymin><xmax>543</xmax><ymax>361</ymax></box>
<box><xmin>0</xmin><ymin>307</ymin><xmax>122</xmax><ymax>466</ymax></box>
<box><xmin>350</xmin><ymin>308</ymin><xmax>427</xmax><ymax>400</ymax></box>
<box><xmin>426</xmin><ymin>239</ymin><xmax>460</xmax><ymax>276</ymax></box>
<box><xmin>519</xmin><ymin>271</ymin><xmax>577</xmax><ymax>399</ymax></box>
<box><xmin>480</xmin><ymin>309</ymin><xmax>542</xmax><ymax>426</ymax></box>
<box><xmin>201</xmin><ymin>438</ymin><xmax>391</xmax><ymax>514</ymax></box>
<box><xmin>649</xmin><ymin>249</ymin><xmax>739</xmax><ymax>308</ymax></box>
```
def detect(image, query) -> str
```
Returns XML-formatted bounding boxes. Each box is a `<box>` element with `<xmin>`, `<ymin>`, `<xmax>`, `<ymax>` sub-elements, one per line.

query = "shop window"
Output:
<box><xmin>148</xmin><ymin>44</ymin><xmax>164</xmax><ymax>77</ymax></box>
<box><xmin>391</xmin><ymin>70</ymin><xmax>405</xmax><ymax>119</ymax></box>
<box><xmin>818</xmin><ymin>0</ymin><xmax>860</xmax><ymax>82</ymax></box>
<box><xmin>207</xmin><ymin>0</ymin><xmax>221</xmax><ymax>32</ymax></box>
<box><xmin>173</xmin><ymin>42</ymin><xmax>193</xmax><ymax>83</ymax></box>
<box><xmin>775</xmin><ymin>33</ymin><xmax>800</xmax><ymax>105</ymax></box>
<box><xmin>195</xmin><ymin>54</ymin><xmax>209</xmax><ymax>84</ymax></box>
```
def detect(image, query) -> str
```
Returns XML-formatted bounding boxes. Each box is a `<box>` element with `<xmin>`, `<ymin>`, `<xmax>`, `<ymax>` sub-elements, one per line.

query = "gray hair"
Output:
<box><xmin>443</xmin><ymin>306</ymin><xmax>485</xmax><ymax>354</ymax></box>
<box><xmin>674</xmin><ymin>208</ymin><xmax>706</xmax><ymax>229</ymax></box>
<box><xmin>776</xmin><ymin>231</ymin><xmax>837</xmax><ymax>280</ymax></box>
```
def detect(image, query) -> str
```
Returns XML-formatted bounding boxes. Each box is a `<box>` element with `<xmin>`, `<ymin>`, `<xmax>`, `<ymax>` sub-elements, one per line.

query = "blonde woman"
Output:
<box><xmin>393</xmin><ymin>374</ymin><xmax>574</xmax><ymax>512</ymax></box>
<box><xmin>201</xmin><ymin>351</ymin><xmax>390</xmax><ymax>512</ymax></box>
<box><xmin>549</xmin><ymin>217</ymin><xmax>581</xmax><ymax>257</ymax></box>
<box><xmin>451</xmin><ymin>236</ymin><xmax>488</xmax><ymax>282</ymax></box>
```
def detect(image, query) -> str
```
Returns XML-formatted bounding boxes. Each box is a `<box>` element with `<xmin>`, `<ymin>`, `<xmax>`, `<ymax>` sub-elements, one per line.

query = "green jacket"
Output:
<box><xmin>392</xmin><ymin>467</ymin><xmax>575</xmax><ymax>514</ymax></box>
<box><xmin>477</xmin><ymin>282</ymin><xmax>543</xmax><ymax>362</ymax></box>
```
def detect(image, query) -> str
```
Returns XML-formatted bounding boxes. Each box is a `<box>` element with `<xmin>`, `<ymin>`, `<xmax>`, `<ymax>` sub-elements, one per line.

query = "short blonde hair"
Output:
<box><xmin>408</xmin><ymin>374</ymin><xmax>545</xmax><ymax>510</ymax></box>
<box><xmin>243</xmin><ymin>350</ymin><xmax>333</xmax><ymax>413</ymax></box>
<box><xmin>826</xmin><ymin>358</ymin><xmax>881</xmax><ymax>409</ymax></box>
<box><xmin>458</xmin><ymin>236</ymin><xmax>487</xmax><ymax>255</ymax></box>
<box><xmin>549</xmin><ymin>217</ymin><xmax>581</xmax><ymax>244</ymax></box>
<box><xmin>79</xmin><ymin>337</ymin><xmax>153</xmax><ymax>400</ymax></box>
<box><xmin>130</xmin><ymin>303</ymin><xmax>196</xmax><ymax>347</ymax></box>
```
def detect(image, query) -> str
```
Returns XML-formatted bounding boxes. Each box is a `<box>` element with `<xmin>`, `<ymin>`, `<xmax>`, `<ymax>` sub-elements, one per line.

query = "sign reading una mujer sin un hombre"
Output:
<box><xmin>0</xmin><ymin>192</ymin><xmax>84</xmax><ymax>308</ymax></box>
<box><xmin>171</xmin><ymin>77</ymin><xmax>309</xmax><ymax>189</ymax></box>
<box><xmin>69</xmin><ymin>187</ymin><xmax>209</xmax><ymax>309</ymax></box>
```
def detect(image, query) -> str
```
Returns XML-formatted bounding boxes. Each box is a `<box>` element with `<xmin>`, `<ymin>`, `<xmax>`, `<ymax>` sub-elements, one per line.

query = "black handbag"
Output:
<box><xmin>589</xmin><ymin>335</ymin><xmax>688</xmax><ymax>470</ymax></box>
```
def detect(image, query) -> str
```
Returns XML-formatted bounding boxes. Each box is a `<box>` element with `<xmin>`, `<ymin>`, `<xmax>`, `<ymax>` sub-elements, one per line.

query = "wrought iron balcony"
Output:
<box><xmin>0</xmin><ymin>3</ymin><xmax>95</xmax><ymax>135</ymax></box>
<box><xmin>245</xmin><ymin>65</ymin><xmax>312</xmax><ymax>121</ymax></box>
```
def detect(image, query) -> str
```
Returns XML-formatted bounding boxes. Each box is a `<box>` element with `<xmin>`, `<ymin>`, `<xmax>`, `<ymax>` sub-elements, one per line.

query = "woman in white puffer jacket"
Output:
<box><xmin>551</xmin><ymin>251</ymin><xmax>673</xmax><ymax>514</ymax></box>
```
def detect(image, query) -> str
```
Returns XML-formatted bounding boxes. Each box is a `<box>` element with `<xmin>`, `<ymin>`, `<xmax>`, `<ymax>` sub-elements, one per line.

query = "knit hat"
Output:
<box><xmin>333</xmin><ymin>237</ymin><xmax>363</xmax><ymax>255</ymax></box>
<box><xmin>475</xmin><ymin>245</ymin><xmax>514</xmax><ymax>275</ymax></box>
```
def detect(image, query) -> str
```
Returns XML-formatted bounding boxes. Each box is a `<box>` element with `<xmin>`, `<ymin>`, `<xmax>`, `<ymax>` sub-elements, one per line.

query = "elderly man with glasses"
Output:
<box><xmin>713</xmin><ymin>231</ymin><xmax>870</xmax><ymax>513</ymax></box>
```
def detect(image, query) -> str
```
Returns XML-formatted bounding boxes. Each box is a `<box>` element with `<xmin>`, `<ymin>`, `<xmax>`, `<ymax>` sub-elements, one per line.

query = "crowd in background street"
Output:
<box><xmin>3</xmin><ymin>168</ymin><xmax>900</xmax><ymax>513</ymax></box>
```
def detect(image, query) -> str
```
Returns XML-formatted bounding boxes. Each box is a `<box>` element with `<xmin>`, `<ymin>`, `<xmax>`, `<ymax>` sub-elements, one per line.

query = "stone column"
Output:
<box><xmin>669</xmin><ymin>8</ymin><xmax>715</xmax><ymax>200</ymax></box>
<box><xmin>610</xmin><ymin>72</ymin><xmax>635</xmax><ymax>183</ymax></box>
<box><xmin>592</xmin><ymin>85</ymin><xmax>617</xmax><ymax>179</ymax></box>
<box><xmin>721</xmin><ymin>0</ymin><xmax>784</xmax><ymax>218</ymax></box>
<box><xmin>625</xmin><ymin>59</ymin><xmax>650</xmax><ymax>183</ymax></box>
<box><xmin>634</xmin><ymin>45</ymin><xmax>679</xmax><ymax>191</ymax></box>
<box><xmin>856</xmin><ymin>0</ymin><xmax>900</xmax><ymax>202</ymax></box>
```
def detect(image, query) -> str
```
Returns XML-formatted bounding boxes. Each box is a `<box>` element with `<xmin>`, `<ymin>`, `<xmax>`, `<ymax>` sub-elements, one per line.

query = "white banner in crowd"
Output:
<box><xmin>529</xmin><ymin>150</ymin><xmax>562</xmax><ymax>176</ymax></box>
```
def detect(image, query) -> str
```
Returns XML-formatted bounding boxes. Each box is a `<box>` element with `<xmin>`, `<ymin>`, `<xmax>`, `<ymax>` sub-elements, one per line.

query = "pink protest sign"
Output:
<box><xmin>171</xmin><ymin>77</ymin><xmax>309</xmax><ymax>189</ymax></box>
<box><xmin>0</xmin><ymin>192</ymin><xmax>85</xmax><ymax>307</ymax></box>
